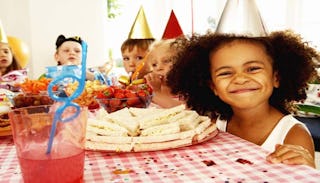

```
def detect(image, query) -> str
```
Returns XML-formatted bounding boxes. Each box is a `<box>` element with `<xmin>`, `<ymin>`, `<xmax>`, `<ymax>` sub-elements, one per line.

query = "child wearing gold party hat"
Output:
<box><xmin>120</xmin><ymin>6</ymin><xmax>155</xmax><ymax>82</ymax></box>
<box><xmin>0</xmin><ymin>20</ymin><xmax>22</xmax><ymax>77</ymax></box>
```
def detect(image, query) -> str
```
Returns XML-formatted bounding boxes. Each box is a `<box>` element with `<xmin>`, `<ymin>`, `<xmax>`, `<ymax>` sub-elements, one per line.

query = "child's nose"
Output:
<box><xmin>233</xmin><ymin>73</ymin><xmax>250</xmax><ymax>84</ymax></box>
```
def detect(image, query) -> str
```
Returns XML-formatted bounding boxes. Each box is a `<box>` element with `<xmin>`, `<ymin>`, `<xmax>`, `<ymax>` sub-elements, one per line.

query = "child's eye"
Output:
<box><xmin>163</xmin><ymin>59</ymin><xmax>172</xmax><ymax>64</ymax></box>
<box><xmin>247</xmin><ymin>66</ymin><xmax>262</xmax><ymax>73</ymax></box>
<box><xmin>151</xmin><ymin>63</ymin><xmax>158</xmax><ymax>68</ymax></box>
<box><xmin>123</xmin><ymin>57</ymin><xmax>129</xmax><ymax>61</ymax></box>
<box><xmin>136</xmin><ymin>56</ymin><xmax>144</xmax><ymax>61</ymax></box>
<box><xmin>216</xmin><ymin>71</ymin><xmax>232</xmax><ymax>77</ymax></box>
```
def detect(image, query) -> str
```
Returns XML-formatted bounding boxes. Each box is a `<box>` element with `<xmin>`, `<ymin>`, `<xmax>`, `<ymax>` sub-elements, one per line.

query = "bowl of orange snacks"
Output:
<box><xmin>12</xmin><ymin>78</ymin><xmax>55</xmax><ymax>108</ymax></box>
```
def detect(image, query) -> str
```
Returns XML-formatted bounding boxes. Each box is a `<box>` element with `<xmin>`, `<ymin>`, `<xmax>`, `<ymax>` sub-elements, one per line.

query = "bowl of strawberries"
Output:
<box><xmin>95</xmin><ymin>83</ymin><xmax>153</xmax><ymax>113</ymax></box>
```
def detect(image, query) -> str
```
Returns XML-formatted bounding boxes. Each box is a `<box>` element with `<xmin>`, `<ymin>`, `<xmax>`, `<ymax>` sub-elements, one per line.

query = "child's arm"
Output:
<box><xmin>266</xmin><ymin>124</ymin><xmax>315</xmax><ymax>168</ymax></box>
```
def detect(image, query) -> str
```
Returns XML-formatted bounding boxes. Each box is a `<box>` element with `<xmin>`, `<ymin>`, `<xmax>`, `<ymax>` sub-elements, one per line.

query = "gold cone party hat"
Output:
<box><xmin>0</xmin><ymin>20</ymin><xmax>8</xmax><ymax>43</ymax></box>
<box><xmin>215</xmin><ymin>0</ymin><xmax>267</xmax><ymax>37</ymax></box>
<box><xmin>162</xmin><ymin>10</ymin><xmax>184</xmax><ymax>39</ymax></box>
<box><xmin>128</xmin><ymin>6</ymin><xmax>153</xmax><ymax>39</ymax></box>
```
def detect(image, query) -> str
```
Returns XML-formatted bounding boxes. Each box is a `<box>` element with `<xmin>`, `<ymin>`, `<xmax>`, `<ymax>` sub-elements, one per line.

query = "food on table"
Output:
<box><xmin>12</xmin><ymin>78</ymin><xmax>55</xmax><ymax>108</ymax></box>
<box><xmin>65</xmin><ymin>80</ymin><xmax>108</xmax><ymax>110</ymax></box>
<box><xmin>95</xmin><ymin>83</ymin><xmax>153</xmax><ymax>113</ymax></box>
<box><xmin>85</xmin><ymin>104</ymin><xmax>218</xmax><ymax>152</ymax></box>
<box><xmin>202</xmin><ymin>160</ymin><xmax>216</xmax><ymax>166</ymax></box>
<box><xmin>13</xmin><ymin>94</ymin><xmax>54</xmax><ymax>108</ymax></box>
<box><xmin>0</xmin><ymin>89</ymin><xmax>16</xmax><ymax>136</ymax></box>
<box><xmin>118</xmin><ymin>75</ymin><xmax>130</xmax><ymax>86</ymax></box>
<box><xmin>0</xmin><ymin>104</ymin><xmax>11</xmax><ymax>135</ymax></box>
<box><xmin>236</xmin><ymin>158</ymin><xmax>253</xmax><ymax>165</ymax></box>
<box><xmin>18</xmin><ymin>77</ymin><xmax>53</xmax><ymax>94</ymax></box>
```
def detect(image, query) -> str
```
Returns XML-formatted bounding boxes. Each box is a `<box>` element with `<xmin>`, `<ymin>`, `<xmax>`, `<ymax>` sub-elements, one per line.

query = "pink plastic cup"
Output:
<box><xmin>9</xmin><ymin>104</ymin><xmax>88</xmax><ymax>183</ymax></box>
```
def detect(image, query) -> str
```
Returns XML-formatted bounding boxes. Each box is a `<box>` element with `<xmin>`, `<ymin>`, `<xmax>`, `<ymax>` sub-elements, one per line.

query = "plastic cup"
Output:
<box><xmin>9</xmin><ymin>104</ymin><xmax>88</xmax><ymax>183</ymax></box>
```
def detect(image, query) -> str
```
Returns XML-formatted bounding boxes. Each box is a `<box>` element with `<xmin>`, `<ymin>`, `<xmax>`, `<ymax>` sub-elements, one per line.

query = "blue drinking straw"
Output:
<box><xmin>46</xmin><ymin>41</ymin><xmax>87</xmax><ymax>154</ymax></box>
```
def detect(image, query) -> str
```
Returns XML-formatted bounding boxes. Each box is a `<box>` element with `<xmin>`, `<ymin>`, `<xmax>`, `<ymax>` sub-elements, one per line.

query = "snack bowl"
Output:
<box><xmin>12</xmin><ymin>93</ymin><xmax>54</xmax><ymax>108</ymax></box>
<box><xmin>95</xmin><ymin>93</ymin><xmax>153</xmax><ymax>113</ymax></box>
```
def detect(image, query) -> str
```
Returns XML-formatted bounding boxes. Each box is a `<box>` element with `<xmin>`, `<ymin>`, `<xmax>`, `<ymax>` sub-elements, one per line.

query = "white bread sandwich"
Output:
<box><xmin>86</xmin><ymin>131</ymin><xmax>132</xmax><ymax>144</ymax></box>
<box><xmin>174</xmin><ymin>110</ymin><xmax>201</xmax><ymax>131</ymax></box>
<box><xmin>87</xmin><ymin>118</ymin><xmax>129</xmax><ymax>136</ymax></box>
<box><xmin>107</xmin><ymin>107</ymin><xmax>139</xmax><ymax>136</ymax></box>
<box><xmin>139</xmin><ymin>104</ymin><xmax>186</xmax><ymax>129</ymax></box>
<box><xmin>133</xmin><ymin>137</ymin><xmax>193</xmax><ymax>152</ymax></box>
<box><xmin>85</xmin><ymin>105</ymin><xmax>218</xmax><ymax>152</ymax></box>
<box><xmin>129</xmin><ymin>107</ymin><xmax>165</xmax><ymax>117</ymax></box>
<box><xmin>140</xmin><ymin>121</ymin><xmax>180</xmax><ymax>136</ymax></box>
<box><xmin>132</xmin><ymin>115</ymin><xmax>213</xmax><ymax>144</ymax></box>
<box><xmin>86</xmin><ymin>140</ymin><xmax>134</xmax><ymax>152</ymax></box>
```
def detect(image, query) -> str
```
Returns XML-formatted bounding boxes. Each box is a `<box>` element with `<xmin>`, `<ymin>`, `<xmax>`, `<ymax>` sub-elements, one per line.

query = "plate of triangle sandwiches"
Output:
<box><xmin>85</xmin><ymin>104</ymin><xmax>218</xmax><ymax>152</ymax></box>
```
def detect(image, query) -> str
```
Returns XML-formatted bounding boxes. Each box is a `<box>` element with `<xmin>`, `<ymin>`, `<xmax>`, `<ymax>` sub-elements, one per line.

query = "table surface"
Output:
<box><xmin>1</xmin><ymin>131</ymin><xmax>320</xmax><ymax>183</ymax></box>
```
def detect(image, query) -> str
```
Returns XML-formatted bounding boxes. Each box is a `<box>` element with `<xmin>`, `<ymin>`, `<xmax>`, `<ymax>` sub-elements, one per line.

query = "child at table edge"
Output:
<box><xmin>167</xmin><ymin>30</ymin><xmax>318</xmax><ymax>168</ymax></box>
<box><xmin>144</xmin><ymin>38</ymin><xmax>185</xmax><ymax>108</ymax></box>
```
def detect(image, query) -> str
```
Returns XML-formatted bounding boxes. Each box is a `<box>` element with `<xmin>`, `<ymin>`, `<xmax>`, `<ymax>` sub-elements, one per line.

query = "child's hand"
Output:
<box><xmin>266</xmin><ymin>144</ymin><xmax>315</xmax><ymax>168</ymax></box>
<box><xmin>144</xmin><ymin>73</ymin><xmax>163</xmax><ymax>92</ymax></box>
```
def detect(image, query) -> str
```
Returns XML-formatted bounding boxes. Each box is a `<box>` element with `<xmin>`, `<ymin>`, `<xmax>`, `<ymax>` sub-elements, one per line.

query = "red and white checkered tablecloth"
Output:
<box><xmin>1</xmin><ymin>131</ymin><xmax>320</xmax><ymax>183</ymax></box>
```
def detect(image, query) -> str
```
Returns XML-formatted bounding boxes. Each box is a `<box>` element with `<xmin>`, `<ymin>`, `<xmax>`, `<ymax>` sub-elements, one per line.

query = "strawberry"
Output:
<box><xmin>114</xmin><ymin>92</ymin><xmax>125</xmax><ymax>99</ymax></box>
<box><xmin>109</xmin><ymin>99</ymin><xmax>122</xmax><ymax>108</ymax></box>
<box><xmin>125</xmin><ymin>92</ymin><xmax>140</xmax><ymax>106</ymax></box>
<box><xmin>137</xmin><ymin>90</ymin><xmax>148</xmax><ymax>97</ymax></box>
<box><xmin>103</xmin><ymin>87</ymin><xmax>115</xmax><ymax>98</ymax></box>
<box><xmin>96</xmin><ymin>91</ymin><xmax>106</xmax><ymax>99</ymax></box>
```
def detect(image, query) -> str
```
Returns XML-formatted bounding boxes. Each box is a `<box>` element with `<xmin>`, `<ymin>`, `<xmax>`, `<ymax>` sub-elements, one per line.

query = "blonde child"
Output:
<box><xmin>144</xmin><ymin>38</ymin><xmax>185</xmax><ymax>108</ymax></box>
<box><xmin>167</xmin><ymin>30</ymin><xmax>318</xmax><ymax>168</ymax></box>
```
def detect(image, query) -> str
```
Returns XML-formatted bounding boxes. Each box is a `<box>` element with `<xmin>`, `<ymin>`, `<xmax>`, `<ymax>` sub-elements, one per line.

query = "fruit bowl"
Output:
<box><xmin>94</xmin><ymin>84</ymin><xmax>153</xmax><ymax>113</ymax></box>
<box><xmin>96</xmin><ymin>94</ymin><xmax>153</xmax><ymax>113</ymax></box>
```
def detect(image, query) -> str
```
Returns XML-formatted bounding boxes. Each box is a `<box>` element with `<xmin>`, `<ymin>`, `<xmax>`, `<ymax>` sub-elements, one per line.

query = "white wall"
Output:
<box><xmin>0</xmin><ymin>0</ymin><xmax>109</xmax><ymax>79</ymax></box>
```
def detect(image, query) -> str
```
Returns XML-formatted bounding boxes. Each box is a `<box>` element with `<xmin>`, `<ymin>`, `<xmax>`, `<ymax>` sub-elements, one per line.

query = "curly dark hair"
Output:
<box><xmin>167</xmin><ymin>30</ymin><xmax>318</xmax><ymax>120</ymax></box>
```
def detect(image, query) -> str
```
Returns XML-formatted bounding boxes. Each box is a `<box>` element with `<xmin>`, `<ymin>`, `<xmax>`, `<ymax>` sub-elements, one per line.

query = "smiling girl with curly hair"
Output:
<box><xmin>167</xmin><ymin>30</ymin><xmax>319</xmax><ymax>168</ymax></box>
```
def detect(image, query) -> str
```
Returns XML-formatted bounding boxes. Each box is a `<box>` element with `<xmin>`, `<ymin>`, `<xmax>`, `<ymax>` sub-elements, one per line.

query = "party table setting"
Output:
<box><xmin>1</xmin><ymin>130</ymin><xmax>320</xmax><ymax>183</ymax></box>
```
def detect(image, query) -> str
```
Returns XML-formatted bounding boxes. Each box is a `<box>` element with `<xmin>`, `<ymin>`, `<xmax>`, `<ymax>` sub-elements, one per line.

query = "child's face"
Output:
<box><xmin>55</xmin><ymin>41</ymin><xmax>82</xmax><ymax>65</ymax></box>
<box><xmin>0</xmin><ymin>43</ymin><xmax>13</xmax><ymax>69</ymax></box>
<box><xmin>122</xmin><ymin>46</ymin><xmax>148</xmax><ymax>73</ymax></box>
<box><xmin>148</xmin><ymin>44</ymin><xmax>175</xmax><ymax>79</ymax></box>
<box><xmin>209</xmin><ymin>41</ymin><xmax>279</xmax><ymax>109</ymax></box>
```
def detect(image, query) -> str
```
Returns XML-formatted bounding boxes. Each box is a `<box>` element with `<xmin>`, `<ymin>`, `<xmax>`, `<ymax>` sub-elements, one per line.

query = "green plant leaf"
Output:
<box><xmin>297</xmin><ymin>104</ymin><xmax>320</xmax><ymax>115</ymax></box>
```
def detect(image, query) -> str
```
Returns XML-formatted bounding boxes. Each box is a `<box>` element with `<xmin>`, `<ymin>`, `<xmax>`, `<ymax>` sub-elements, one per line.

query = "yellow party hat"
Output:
<box><xmin>0</xmin><ymin>20</ymin><xmax>8</xmax><ymax>43</ymax></box>
<box><xmin>128</xmin><ymin>6</ymin><xmax>154</xmax><ymax>39</ymax></box>
<box><xmin>216</xmin><ymin>0</ymin><xmax>267</xmax><ymax>37</ymax></box>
